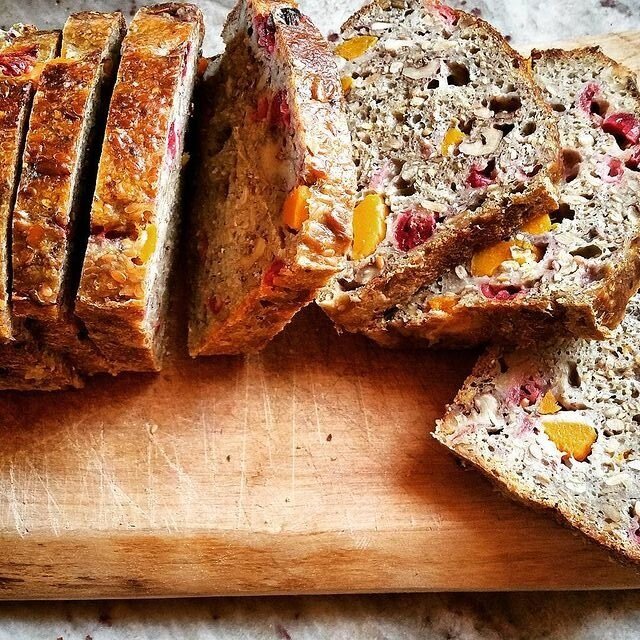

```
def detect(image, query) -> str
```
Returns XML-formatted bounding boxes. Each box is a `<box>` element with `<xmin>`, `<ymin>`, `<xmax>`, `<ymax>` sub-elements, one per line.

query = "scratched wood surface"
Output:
<box><xmin>2</xmin><ymin>32</ymin><xmax>640</xmax><ymax>600</ymax></box>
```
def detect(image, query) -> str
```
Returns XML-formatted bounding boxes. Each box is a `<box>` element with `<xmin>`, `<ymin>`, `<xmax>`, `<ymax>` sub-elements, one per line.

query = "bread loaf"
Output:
<box><xmin>187</xmin><ymin>0</ymin><xmax>356</xmax><ymax>356</ymax></box>
<box><xmin>317</xmin><ymin>0</ymin><xmax>561</xmax><ymax>335</ymax></box>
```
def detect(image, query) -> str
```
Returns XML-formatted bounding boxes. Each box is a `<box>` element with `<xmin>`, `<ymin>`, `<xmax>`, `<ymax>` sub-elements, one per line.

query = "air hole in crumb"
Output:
<box><xmin>562</xmin><ymin>148</ymin><xmax>582</xmax><ymax>183</ymax></box>
<box><xmin>568</xmin><ymin>362</ymin><xmax>581</xmax><ymax>388</ymax></box>
<box><xmin>570</xmin><ymin>244</ymin><xmax>603</xmax><ymax>259</ymax></box>
<box><xmin>551</xmin><ymin>102</ymin><xmax>566</xmax><ymax>112</ymax></box>
<box><xmin>489</xmin><ymin>94</ymin><xmax>522</xmax><ymax>113</ymax></box>
<box><xmin>495</xmin><ymin>122</ymin><xmax>515</xmax><ymax>136</ymax></box>
<box><xmin>497</xmin><ymin>357</ymin><xmax>509</xmax><ymax>373</ymax></box>
<box><xmin>522</xmin><ymin>121</ymin><xmax>536</xmax><ymax>136</ymax></box>
<box><xmin>590</xmin><ymin>97</ymin><xmax>610</xmax><ymax>117</ymax></box>
<box><xmin>551</xmin><ymin>202</ymin><xmax>576</xmax><ymax>224</ymax></box>
<box><xmin>446</xmin><ymin>62</ymin><xmax>470</xmax><ymax>86</ymax></box>
<box><xmin>632</xmin><ymin>414</ymin><xmax>640</xmax><ymax>425</ymax></box>
<box><xmin>427</xmin><ymin>78</ymin><xmax>439</xmax><ymax>89</ymax></box>
<box><xmin>458</xmin><ymin>118</ymin><xmax>475</xmax><ymax>135</ymax></box>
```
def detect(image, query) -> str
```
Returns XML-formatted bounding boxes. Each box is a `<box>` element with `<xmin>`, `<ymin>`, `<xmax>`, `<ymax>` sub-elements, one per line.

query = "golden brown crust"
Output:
<box><xmin>188</xmin><ymin>0</ymin><xmax>357</xmax><ymax>356</ymax></box>
<box><xmin>77</xmin><ymin>4</ymin><xmax>204</xmax><ymax>372</ymax></box>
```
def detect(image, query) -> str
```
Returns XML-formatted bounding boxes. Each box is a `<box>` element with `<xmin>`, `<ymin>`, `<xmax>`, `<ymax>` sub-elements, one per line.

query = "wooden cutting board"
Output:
<box><xmin>2</xmin><ymin>31</ymin><xmax>640</xmax><ymax>600</ymax></box>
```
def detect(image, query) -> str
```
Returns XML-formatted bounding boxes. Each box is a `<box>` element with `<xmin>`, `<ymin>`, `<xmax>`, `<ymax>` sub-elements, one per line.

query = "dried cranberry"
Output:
<box><xmin>254</xmin><ymin>14</ymin><xmax>276</xmax><ymax>54</ymax></box>
<box><xmin>437</xmin><ymin>4</ymin><xmax>458</xmax><ymax>24</ymax></box>
<box><xmin>467</xmin><ymin>163</ymin><xmax>495</xmax><ymax>188</ymax></box>
<box><xmin>596</xmin><ymin>155</ymin><xmax>624</xmax><ymax>183</ymax></box>
<box><xmin>602</xmin><ymin>112</ymin><xmax>640</xmax><ymax>147</ymax></box>
<box><xmin>0</xmin><ymin>46</ymin><xmax>37</xmax><ymax>77</ymax></box>
<box><xmin>518</xmin><ymin>378</ymin><xmax>544</xmax><ymax>405</ymax></box>
<box><xmin>263</xmin><ymin>259</ymin><xmax>285</xmax><ymax>287</ymax></box>
<box><xmin>270</xmin><ymin>90</ymin><xmax>290</xmax><ymax>128</ymax></box>
<box><xmin>394</xmin><ymin>208</ymin><xmax>437</xmax><ymax>252</ymax></box>
<box><xmin>576</xmin><ymin>82</ymin><xmax>602</xmax><ymax>116</ymax></box>
<box><xmin>480</xmin><ymin>283</ymin><xmax>524</xmax><ymax>300</ymax></box>
<box><xmin>167</xmin><ymin>122</ymin><xmax>178</xmax><ymax>160</ymax></box>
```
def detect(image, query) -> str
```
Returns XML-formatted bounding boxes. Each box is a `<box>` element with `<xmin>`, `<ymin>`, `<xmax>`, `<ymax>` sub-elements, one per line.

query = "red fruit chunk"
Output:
<box><xmin>253</xmin><ymin>95</ymin><xmax>270</xmax><ymax>122</ymax></box>
<box><xmin>254</xmin><ymin>14</ymin><xmax>276</xmax><ymax>54</ymax></box>
<box><xmin>602</xmin><ymin>112</ymin><xmax>640</xmax><ymax>147</ymax></box>
<box><xmin>576</xmin><ymin>82</ymin><xmax>602</xmax><ymax>115</ymax></box>
<box><xmin>270</xmin><ymin>90</ymin><xmax>290</xmax><ymax>128</ymax></box>
<box><xmin>394</xmin><ymin>208</ymin><xmax>437</xmax><ymax>252</ymax></box>
<box><xmin>437</xmin><ymin>4</ymin><xmax>458</xmax><ymax>24</ymax></box>
<box><xmin>263</xmin><ymin>259</ymin><xmax>285</xmax><ymax>287</ymax></box>
<box><xmin>467</xmin><ymin>163</ymin><xmax>495</xmax><ymax>188</ymax></box>
<box><xmin>596</xmin><ymin>155</ymin><xmax>624</xmax><ymax>183</ymax></box>
<box><xmin>167</xmin><ymin>122</ymin><xmax>178</xmax><ymax>160</ymax></box>
<box><xmin>480</xmin><ymin>283</ymin><xmax>524</xmax><ymax>300</ymax></box>
<box><xmin>518</xmin><ymin>378</ymin><xmax>544</xmax><ymax>405</ymax></box>
<box><xmin>627</xmin><ymin>146</ymin><xmax>640</xmax><ymax>170</ymax></box>
<box><xmin>0</xmin><ymin>46</ymin><xmax>37</xmax><ymax>77</ymax></box>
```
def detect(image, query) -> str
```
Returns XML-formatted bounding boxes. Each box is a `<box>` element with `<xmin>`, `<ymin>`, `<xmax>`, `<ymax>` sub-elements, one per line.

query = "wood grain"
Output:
<box><xmin>2</xmin><ymin>32</ymin><xmax>640</xmax><ymax>599</ymax></box>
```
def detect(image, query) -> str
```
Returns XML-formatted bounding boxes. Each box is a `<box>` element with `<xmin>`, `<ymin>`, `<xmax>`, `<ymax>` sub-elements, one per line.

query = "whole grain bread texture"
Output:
<box><xmin>187</xmin><ymin>0</ymin><xmax>357</xmax><ymax>356</ymax></box>
<box><xmin>0</xmin><ymin>26</ymin><xmax>79</xmax><ymax>389</ymax></box>
<box><xmin>11</xmin><ymin>12</ymin><xmax>126</xmax><ymax>376</ymax></box>
<box><xmin>77</xmin><ymin>3</ymin><xmax>204</xmax><ymax>372</ymax></box>
<box><xmin>366</xmin><ymin>47</ymin><xmax>640</xmax><ymax>348</ymax></box>
<box><xmin>0</xmin><ymin>26</ymin><xmax>60</xmax><ymax>341</ymax></box>
<box><xmin>435</xmin><ymin>294</ymin><xmax>640</xmax><ymax>566</ymax></box>
<box><xmin>317</xmin><ymin>0</ymin><xmax>561</xmax><ymax>334</ymax></box>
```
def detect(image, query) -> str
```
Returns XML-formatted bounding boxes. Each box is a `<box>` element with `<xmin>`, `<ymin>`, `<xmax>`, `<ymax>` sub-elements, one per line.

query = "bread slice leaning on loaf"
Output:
<box><xmin>366</xmin><ymin>47</ymin><xmax>640</xmax><ymax>348</ymax></box>
<box><xmin>435</xmin><ymin>294</ymin><xmax>640</xmax><ymax>566</ymax></box>
<box><xmin>11</xmin><ymin>11</ymin><xmax>126</xmax><ymax>376</ymax></box>
<box><xmin>317</xmin><ymin>0</ymin><xmax>561</xmax><ymax>335</ymax></box>
<box><xmin>77</xmin><ymin>3</ymin><xmax>204</xmax><ymax>372</ymax></box>
<box><xmin>187</xmin><ymin>0</ymin><xmax>356</xmax><ymax>356</ymax></box>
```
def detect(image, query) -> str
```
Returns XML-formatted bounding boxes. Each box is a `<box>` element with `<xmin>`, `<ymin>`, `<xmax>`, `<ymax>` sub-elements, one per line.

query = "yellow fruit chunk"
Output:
<box><xmin>139</xmin><ymin>224</ymin><xmax>157</xmax><ymax>262</ymax></box>
<box><xmin>282</xmin><ymin>185</ymin><xmax>311</xmax><ymax>230</ymax></box>
<box><xmin>441</xmin><ymin>126</ymin><xmax>466</xmax><ymax>156</ymax></box>
<box><xmin>335</xmin><ymin>36</ymin><xmax>378</xmax><ymax>60</ymax></box>
<box><xmin>341</xmin><ymin>76</ymin><xmax>353</xmax><ymax>93</ymax></box>
<box><xmin>538</xmin><ymin>390</ymin><xmax>561</xmax><ymax>415</ymax></box>
<box><xmin>470</xmin><ymin>241</ymin><xmax>514</xmax><ymax>277</ymax></box>
<box><xmin>352</xmin><ymin>194</ymin><xmax>388</xmax><ymax>260</ymax></box>
<box><xmin>521</xmin><ymin>213</ymin><xmax>552</xmax><ymax>235</ymax></box>
<box><xmin>542</xmin><ymin>417</ymin><xmax>597</xmax><ymax>461</ymax></box>
<box><xmin>428</xmin><ymin>294</ymin><xmax>458</xmax><ymax>313</ymax></box>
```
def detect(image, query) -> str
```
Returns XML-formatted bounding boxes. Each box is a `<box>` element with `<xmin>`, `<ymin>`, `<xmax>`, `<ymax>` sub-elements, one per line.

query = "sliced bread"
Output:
<box><xmin>76</xmin><ymin>3</ymin><xmax>204</xmax><ymax>372</ymax></box>
<box><xmin>367</xmin><ymin>47</ymin><xmax>640</xmax><ymax>348</ymax></box>
<box><xmin>187</xmin><ymin>0</ymin><xmax>356</xmax><ymax>356</ymax></box>
<box><xmin>11</xmin><ymin>12</ymin><xmax>126</xmax><ymax>375</ymax></box>
<box><xmin>0</xmin><ymin>25</ymin><xmax>60</xmax><ymax>341</ymax></box>
<box><xmin>317</xmin><ymin>0</ymin><xmax>561</xmax><ymax>334</ymax></box>
<box><xmin>435</xmin><ymin>294</ymin><xmax>640</xmax><ymax>565</ymax></box>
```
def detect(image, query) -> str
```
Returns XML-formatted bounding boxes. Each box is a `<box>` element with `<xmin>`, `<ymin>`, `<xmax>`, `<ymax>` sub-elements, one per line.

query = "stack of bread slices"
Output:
<box><xmin>2</xmin><ymin>0</ymin><xmax>640</xmax><ymax>567</ymax></box>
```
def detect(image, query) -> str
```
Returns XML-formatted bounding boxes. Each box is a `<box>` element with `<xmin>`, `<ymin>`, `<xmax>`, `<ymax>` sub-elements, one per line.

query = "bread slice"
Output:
<box><xmin>0</xmin><ymin>25</ymin><xmax>60</xmax><ymax>341</ymax></box>
<box><xmin>11</xmin><ymin>12</ymin><xmax>126</xmax><ymax>375</ymax></box>
<box><xmin>366</xmin><ymin>47</ymin><xmax>640</xmax><ymax>348</ymax></box>
<box><xmin>76</xmin><ymin>3</ymin><xmax>204</xmax><ymax>372</ymax></box>
<box><xmin>187</xmin><ymin>0</ymin><xmax>356</xmax><ymax>356</ymax></box>
<box><xmin>435</xmin><ymin>294</ymin><xmax>640</xmax><ymax>566</ymax></box>
<box><xmin>317</xmin><ymin>0</ymin><xmax>561</xmax><ymax>334</ymax></box>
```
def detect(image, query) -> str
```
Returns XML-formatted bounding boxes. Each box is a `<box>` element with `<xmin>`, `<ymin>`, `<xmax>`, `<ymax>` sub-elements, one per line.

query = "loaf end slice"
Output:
<box><xmin>435</xmin><ymin>295</ymin><xmax>640</xmax><ymax>566</ymax></box>
<box><xmin>0</xmin><ymin>26</ymin><xmax>61</xmax><ymax>341</ymax></box>
<box><xmin>317</xmin><ymin>0</ymin><xmax>561</xmax><ymax>334</ymax></box>
<box><xmin>11</xmin><ymin>12</ymin><xmax>126</xmax><ymax>375</ymax></box>
<box><xmin>367</xmin><ymin>47</ymin><xmax>640</xmax><ymax>348</ymax></box>
<box><xmin>187</xmin><ymin>0</ymin><xmax>357</xmax><ymax>356</ymax></box>
<box><xmin>77</xmin><ymin>3</ymin><xmax>204</xmax><ymax>372</ymax></box>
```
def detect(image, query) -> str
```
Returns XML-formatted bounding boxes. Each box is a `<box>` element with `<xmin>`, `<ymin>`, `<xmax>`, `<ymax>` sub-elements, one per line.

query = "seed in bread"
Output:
<box><xmin>77</xmin><ymin>3</ymin><xmax>204</xmax><ymax>372</ymax></box>
<box><xmin>317</xmin><ymin>0</ymin><xmax>561</xmax><ymax>335</ymax></box>
<box><xmin>435</xmin><ymin>295</ymin><xmax>640</xmax><ymax>566</ymax></box>
<box><xmin>366</xmin><ymin>47</ymin><xmax>640</xmax><ymax>348</ymax></box>
<box><xmin>187</xmin><ymin>0</ymin><xmax>357</xmax><ymax>356</ymax></box>
<box><xmin>11</xmin><ymin>12</ymin><xmax>126</xmax><ymax>376</ymax></box>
